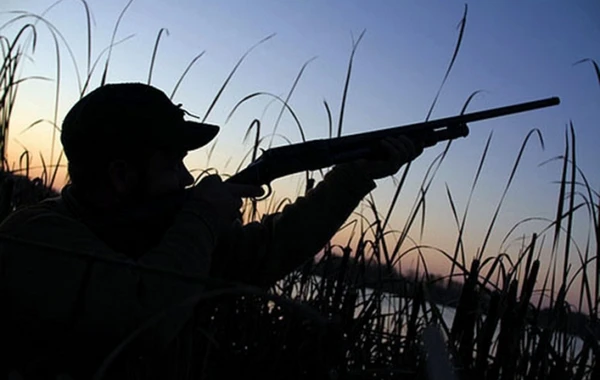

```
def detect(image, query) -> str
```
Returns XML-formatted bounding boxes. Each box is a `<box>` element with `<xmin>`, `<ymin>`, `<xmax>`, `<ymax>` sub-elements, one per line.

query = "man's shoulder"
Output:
<box><xmin>0</xmin><ymin>195</ymin><xmax>74</xmax><ymax>233</ymax></box>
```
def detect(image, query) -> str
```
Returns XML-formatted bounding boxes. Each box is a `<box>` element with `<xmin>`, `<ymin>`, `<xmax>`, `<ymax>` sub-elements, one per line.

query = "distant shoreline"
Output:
<box><xmin>308</xmin><ymin>255</ymin><xmax>598</xmax><ymax>341</ymax></box>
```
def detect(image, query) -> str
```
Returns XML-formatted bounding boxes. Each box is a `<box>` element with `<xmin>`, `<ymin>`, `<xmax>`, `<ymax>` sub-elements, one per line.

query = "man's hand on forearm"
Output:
<box><xmin>338</xmin><ymin>136</ymin><xmax>424</xmax><ymax>181</ymax></box>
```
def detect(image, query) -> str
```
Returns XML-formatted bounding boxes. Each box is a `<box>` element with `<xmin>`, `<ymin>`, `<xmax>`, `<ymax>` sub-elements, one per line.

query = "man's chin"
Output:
<box><xmin>137</xmin><ymin>187</ymin><xmax>186</xmax><ymax>202</ymax></box>
<box><xmin>118</xmin><ymin>189</ymin><xmax>186</xmax><ymax>223</ymax></box>
<box><xmin>121</xmin><ymin>188</ymin><xmax>186</xmax><ymax>211</ymax></box>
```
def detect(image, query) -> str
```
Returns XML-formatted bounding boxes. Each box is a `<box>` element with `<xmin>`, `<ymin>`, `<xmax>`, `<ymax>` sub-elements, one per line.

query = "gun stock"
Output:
<box><xmin>227</xmin><ymin>96</ymin><xmax>560</xmax><ymax>190</ymax></box>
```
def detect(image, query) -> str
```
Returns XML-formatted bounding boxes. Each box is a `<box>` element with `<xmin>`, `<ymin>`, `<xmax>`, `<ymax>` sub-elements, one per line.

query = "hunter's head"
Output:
<box><xmin>60</xmin><ymin>82</ymin><xmax>219</xmax><ymax>206</ymax></box>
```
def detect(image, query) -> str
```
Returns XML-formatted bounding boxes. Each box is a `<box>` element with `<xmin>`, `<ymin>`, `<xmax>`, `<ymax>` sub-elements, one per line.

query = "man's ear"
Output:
<box><xmin>107</xmin><ymin>159</ymin><xmax>138</xmax><ymax>195</ymax></box>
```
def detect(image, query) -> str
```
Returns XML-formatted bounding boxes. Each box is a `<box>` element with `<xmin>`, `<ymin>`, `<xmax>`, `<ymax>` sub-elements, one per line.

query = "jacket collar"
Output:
<box><xmin>58</xmin><ymin>184</ymin><xmax>184</xmax><ymax>258</ymax></box>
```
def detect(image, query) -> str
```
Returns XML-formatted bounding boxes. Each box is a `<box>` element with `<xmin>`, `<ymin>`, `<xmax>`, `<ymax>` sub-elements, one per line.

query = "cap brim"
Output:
<box><xmin>179</xmin><ymin>121</ymin><xmax>220</xmax><ymax>151</ymax></box>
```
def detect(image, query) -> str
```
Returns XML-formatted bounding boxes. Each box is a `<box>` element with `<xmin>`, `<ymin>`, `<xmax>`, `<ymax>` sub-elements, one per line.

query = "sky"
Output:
<box><xmin>2</xmin><ymin>1</ymin><xmax>599</xmax><ymax>306</ymax></box>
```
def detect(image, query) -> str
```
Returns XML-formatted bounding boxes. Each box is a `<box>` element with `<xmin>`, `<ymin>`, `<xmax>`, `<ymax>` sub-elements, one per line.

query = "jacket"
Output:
<box><xmin>0</xmin><ymin>165</ymin><xmax>375</xmax><ymax>377</ymax></box>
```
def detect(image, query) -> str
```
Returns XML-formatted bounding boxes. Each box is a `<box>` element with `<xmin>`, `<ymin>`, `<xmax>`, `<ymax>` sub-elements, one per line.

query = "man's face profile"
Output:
<box><xmin>143</xmin><ymin>149</ymin><xmax>195</xmax><ymax>196</ymax></box>
<box><xmin>109</xmin><ymin>148</ymin><xmax>194</xmax><ymax>204</ymax></box>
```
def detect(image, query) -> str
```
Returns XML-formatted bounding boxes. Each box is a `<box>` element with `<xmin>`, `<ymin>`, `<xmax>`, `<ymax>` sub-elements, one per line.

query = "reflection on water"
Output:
<box><xmin>286</xmin><ymin>275</ymin><xmax>586</xmax><ymax>359</ymax></box>
<box><xmin>356</xmin><ymin>287</ymin><xmax>586</xmax><ymax>358</ymax></box>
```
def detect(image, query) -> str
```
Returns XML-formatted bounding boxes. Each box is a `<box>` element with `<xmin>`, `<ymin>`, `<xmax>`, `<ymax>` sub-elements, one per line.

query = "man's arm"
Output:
<box><xmin>210</xmin><ymin>136</ymin><xmax>423</xmax><ymax>287</ymax></box>
<box><xmin>210</xmin><ymin>164</ymin><xmax>375</xmax><ymax>286</ymax></box>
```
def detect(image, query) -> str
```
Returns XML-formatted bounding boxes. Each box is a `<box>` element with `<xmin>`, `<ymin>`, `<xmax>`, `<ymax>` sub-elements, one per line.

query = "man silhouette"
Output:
<box><xmin>0</xmin><ymin>82</ymin><xmax>423</xmax><ymax>378</ymax></box>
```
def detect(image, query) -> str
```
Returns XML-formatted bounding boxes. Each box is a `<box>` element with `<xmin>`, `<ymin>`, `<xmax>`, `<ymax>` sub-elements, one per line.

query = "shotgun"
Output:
<box><xmin>226</xmin><ymin>96</ymin><xmax>560</xmax><ymax>193</ymax></box>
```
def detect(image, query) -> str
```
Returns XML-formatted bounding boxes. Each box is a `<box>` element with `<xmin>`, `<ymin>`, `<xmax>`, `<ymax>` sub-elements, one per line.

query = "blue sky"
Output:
<box><xmin>2</xmin><ymin>0</ymin><xmax>599</xmax><ymax>302</ymax></box>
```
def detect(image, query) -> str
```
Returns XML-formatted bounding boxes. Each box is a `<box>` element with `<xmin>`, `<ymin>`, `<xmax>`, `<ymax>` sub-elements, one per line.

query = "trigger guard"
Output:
<box><xmin>254</xmin><ymin>184</ymin><xmax>272</xmax><ymax>201</ymax></box>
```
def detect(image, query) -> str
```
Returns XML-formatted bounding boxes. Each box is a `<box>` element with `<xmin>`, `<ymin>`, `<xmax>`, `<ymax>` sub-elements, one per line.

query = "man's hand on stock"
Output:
<box><xmin>339</xmin><ymin>136</ymin><xmax>424</xmax><ymax>181</ymax></box>
<box><xmin>189</xmin><ymin>175</ymin><xmax>263</xmax><ymax>235</ymax></box>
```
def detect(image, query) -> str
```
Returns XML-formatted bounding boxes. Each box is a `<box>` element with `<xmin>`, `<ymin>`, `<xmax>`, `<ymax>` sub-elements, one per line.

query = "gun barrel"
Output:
<box><xmin>324</xmin><ymin>96</ymin><xmax>560</xmax><ymax>151</ymax></box>
<box><xmin>440</xmin><ymin>96</ymin><xmax>560</xmax><ymax>126</ymax></box>
<box><xmin>355</xmin><ymin>96</ymin><xmax>560</xmax><ymax>139</ymax></box>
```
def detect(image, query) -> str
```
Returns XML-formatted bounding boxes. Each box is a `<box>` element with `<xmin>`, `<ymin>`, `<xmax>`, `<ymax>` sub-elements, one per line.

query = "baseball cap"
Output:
<box><xmin>60</xmin><ymin>82</ymin><xmax>220</xmax><ymax>163</ymax></box>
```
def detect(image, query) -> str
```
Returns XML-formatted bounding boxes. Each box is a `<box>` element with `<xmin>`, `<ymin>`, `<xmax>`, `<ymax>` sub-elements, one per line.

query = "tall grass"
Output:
<box><xmin>0</xmin><ymin>19</ymin><xmax>60</xmax><ymax>223</ymax></box>
<box><xmin>0</xmin><ymin>1</ymin><xmax>598</xmax><ymax>379</ymax></box>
